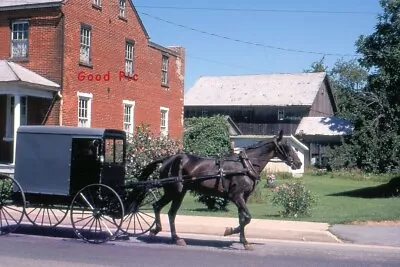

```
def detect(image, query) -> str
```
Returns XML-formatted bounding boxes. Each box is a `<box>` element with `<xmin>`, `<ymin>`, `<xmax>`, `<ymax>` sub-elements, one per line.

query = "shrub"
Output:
<box><xmin>271</xmin><ymin>182</ymin><xmax>317</xmax><ymax>217</ymax></box>
<box><xmin>125</xmin><ymin>123</ymin><xmax>181</xmax><ymax>182</ymax></box>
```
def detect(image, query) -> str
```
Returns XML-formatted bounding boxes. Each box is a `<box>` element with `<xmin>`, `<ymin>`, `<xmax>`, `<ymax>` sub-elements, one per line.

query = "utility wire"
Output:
<box><xmin>138</xmin><ymin>11</ymin><xmax>361</xmax><ymax>57</ymax></box>
<box><xmin>135</xmin><ymin>6</ymin><xmax>377</xmax><ymax>15</ymax></box>
<box><xmin>186</xmin><ymin>54</ymin><xmax>266</xmax><ymax>72</ymax></box>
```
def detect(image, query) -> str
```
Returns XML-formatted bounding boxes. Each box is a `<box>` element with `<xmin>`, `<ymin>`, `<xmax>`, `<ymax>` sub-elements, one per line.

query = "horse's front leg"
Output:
<box><xmin>224</xmin><ymin>194</ymin><xmax>253</xmax><ymax>250</ymax></box>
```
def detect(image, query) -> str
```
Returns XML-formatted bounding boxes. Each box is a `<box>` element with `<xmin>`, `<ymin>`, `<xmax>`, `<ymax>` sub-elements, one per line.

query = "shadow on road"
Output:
<box><xmin>328</xmin><ymin>177</ymin><xmax>400</xmax><ymax>198</ymax></box>
<box><xmin>9</xmin><ymin>224</ymin><xmax>263</xmax><ymax>250</ymax></box>
<box><xmin>136</xmin><ymin>234</ymin><xmax>264</xmax><ymax>251</ymax></box>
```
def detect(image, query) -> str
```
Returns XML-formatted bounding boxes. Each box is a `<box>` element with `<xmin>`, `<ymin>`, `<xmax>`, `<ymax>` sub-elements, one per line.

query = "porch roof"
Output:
<box><xmin>295</xmin><ymin>116</ymin><xmax>353</xmax><ymax>136</ymax></box>
<box><xmin>0</xmin><ymin>60</ymin><xmax>60</xmax><ymax>91</ymax></box>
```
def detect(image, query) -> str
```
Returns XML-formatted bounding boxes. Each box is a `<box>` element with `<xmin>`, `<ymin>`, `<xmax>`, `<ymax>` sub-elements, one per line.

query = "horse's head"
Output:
<box><xmin>273</xmin><ymin>130</ymin><xmax>302</xmax><ymax>170</ymax></box>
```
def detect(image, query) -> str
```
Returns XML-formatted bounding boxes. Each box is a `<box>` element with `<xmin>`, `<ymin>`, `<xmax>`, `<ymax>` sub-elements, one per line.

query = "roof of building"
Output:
<box><xmin>0</xmin><ymin>60</ymin><xmax>60</xmax><ymax>90</ymax></box>
<box><xmin>0</xmin><ymin>0</ymin><xmax>62</xmax><ymax>10</ymax></box>
<box><xmin>17</xmin><ymin>125</ymin><xmax>125</xmax><ymax>137</ymax></box>
<box><xmin>295</xmin><ymin>116</ymin><xmax>353</xmax><ymax>136</ymax></box>
<box><xmin>184</xmin><ymin>72</ymin><xmax>329</xmax><ymax>107</ymax></box>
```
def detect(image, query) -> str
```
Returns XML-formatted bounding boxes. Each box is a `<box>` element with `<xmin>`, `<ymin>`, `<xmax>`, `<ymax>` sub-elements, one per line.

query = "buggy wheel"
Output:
<box><xmin>0</xmin><ymin>174</ymin><xmax>26</xmax><ymax>235</ymax></box>
<box><xmin>70</xmin><ymin>184</ymin><xmax>124</xmax><ymax>244</ymax></box>
<box><xmin>25</xmin><ymin>205</ymin><xmax>68</xmax><ymax>227</ymax></box>
<box><xmin>119</xmin><ymin>189</ymin><xmax>158</xmax><ymax>237</ymax></box>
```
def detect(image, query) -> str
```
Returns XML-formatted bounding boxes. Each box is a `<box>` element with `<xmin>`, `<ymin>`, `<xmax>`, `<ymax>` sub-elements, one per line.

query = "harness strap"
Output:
<box><xmin>239</xmin><ymin>150</ymin><xmax>260</xmax><ymax>180</ymax></box>
<box><xmin>215</xmin><ymin>158</ymin><xmax>229</xmax><ymax>193</ymax></box>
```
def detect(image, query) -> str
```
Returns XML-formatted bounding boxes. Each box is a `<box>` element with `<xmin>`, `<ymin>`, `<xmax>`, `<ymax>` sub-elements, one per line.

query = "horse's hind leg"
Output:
<box><xmin>149</xmin><ymin>191</ymin><xmax>172</xmax><ymax>236</ymax></box>
<box><xmin>168</xmin><ymin>191</ymin><xmax>187</xmax><ymax>246</ymax></box>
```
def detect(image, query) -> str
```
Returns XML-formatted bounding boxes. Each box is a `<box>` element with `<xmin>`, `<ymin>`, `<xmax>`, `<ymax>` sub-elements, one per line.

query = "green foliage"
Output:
<box><xmin>183</xmin><ymin>115</ymin><xmax>232</xmax><ymax>157</ymax></box>
<box><xmin>271</xmin><ymin>182</ymin><xmax>318</xmax><ymax>217</ymax></box>
<box><xmin>125</xmin><ymin>124</ymin><xmax>181</xmax><ymax>182</ymax></box>
<box><xmin>247</xmin><ymin>181</ymin><xmax>268</xmax><ymax>204</ymax></box>
<box><xmin>183</xmin><ymin>115</ymin><xmax>232</xmax><ymax>211</ymax></box>
<box><xmin>304</xmin><ymin>2</ymin><xmax>400</xmax><ymax>174</ymax></box>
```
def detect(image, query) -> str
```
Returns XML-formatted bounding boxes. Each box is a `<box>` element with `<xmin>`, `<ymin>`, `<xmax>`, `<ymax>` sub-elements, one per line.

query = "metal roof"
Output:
<box><xmin>184</xmin><ymin>72</ymin><xmax>328</xmax><ymax>107</ymax></box>
<box><xmin>0</xmin><ymin>0</ymin><xmax>62</xmax><ymax>10</ymax></box>
<box><xmin>295</xmin><ymin>116</ymin><xmax>353</xmax><ymax>136</ymax></box>
<box><xmin>0</xmin><ymin>60</ymin><xmax>60</xmax><ymax>90</ymax></box>
<box><xmin>17</xmin><ymin>125</ymin><xmax>108</xmax><ymax>136</ymax></box>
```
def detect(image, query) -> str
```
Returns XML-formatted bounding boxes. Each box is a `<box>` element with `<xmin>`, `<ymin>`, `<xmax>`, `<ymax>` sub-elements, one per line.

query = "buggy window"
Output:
<box><xmin>104</xmin><ymin>138</ymin><xmax>124</xmax><ymax>163</ymax></box>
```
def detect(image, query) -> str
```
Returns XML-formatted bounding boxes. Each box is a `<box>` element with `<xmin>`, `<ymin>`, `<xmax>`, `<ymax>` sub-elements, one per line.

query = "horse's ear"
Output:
<box><xmin>277</xmin><ymin>129</ymin><xmax>283</xmax><ymax>142</ymax></box>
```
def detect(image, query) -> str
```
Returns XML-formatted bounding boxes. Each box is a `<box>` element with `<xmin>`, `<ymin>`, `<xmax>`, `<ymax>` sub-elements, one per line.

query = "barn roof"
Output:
<box><xmin>295</xmin><ymin>116</ymin><xmax>353</xmax><ymax>136</ymax></box>
<box><xmin>184</xmin><ymin>72</ymin><xmax>329</xmax><ymax>107</ymax></box>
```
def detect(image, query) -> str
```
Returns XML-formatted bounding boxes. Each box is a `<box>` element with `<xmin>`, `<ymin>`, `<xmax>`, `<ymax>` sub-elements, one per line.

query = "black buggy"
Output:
<box><xmin>0</xmin><ymin>126</ymin><xmax>158</xmax><ymax>243</ymax></box>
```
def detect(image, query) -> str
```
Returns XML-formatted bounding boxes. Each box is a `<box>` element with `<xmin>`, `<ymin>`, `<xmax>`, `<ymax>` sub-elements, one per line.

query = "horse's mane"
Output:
<box><xmin>243</xmin><ymin>139</ymin><xmax>273</xmax><ymax>151</ymax></box>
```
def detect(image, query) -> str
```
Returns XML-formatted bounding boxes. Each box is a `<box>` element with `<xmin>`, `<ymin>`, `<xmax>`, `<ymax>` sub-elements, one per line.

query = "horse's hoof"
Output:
<box><xmin>224</xmin><ymin>227</ymin><xmax>233</xmax><ymax>236</ymax></box>
<box><xmin>175</xmin><ymin>238</ymin><xmax>187</xmax><ymax>246</ymax></box>
<box><xmin>244</xmin><ymin>244</ymin><xmax>254</xmax><ymax>251</ymax></box>
<box><xmin>149</xmin><ymin>230</ymin><xmax>159</xmax><ymax>237</ymax></box>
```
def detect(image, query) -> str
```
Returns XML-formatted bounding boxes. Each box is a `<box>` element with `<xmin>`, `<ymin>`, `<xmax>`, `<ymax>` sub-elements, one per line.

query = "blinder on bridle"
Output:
<box><xmin>273</xmin><ymin>139</ymin><xmax>294</xmax><ymax>167</ymax></box>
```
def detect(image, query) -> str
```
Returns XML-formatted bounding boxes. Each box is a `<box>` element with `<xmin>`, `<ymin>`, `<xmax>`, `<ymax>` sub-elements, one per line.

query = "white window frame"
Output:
<box><xmin>80</xmin><ymin>24</ymin><xmax>91</xmax><ymax>65</ymax></box>
<box><xmin>93</xmin><ymin>0</ymin><xmax>101</xmax><ymax>7</ymax></box>
<box><xmin>123</xmin><ymin>100</ymin><xmax>135</xmax><ymax>136</ymax></box>
<box><xmin>119</xmin><ymin>0</ymin><xmax>126</xmax><ymax>18</ymax></box>
<box><xmin>161</xmin><ymin>54</ymin><xmax>169</xmax><ymax>85</ymax></box>
<box><xmin>125</xmin><ymin>41</ymin><xmax>134</xmax><ymax>76</ymax></box>
<box><xmin>160</xmin><ymin>107</ymin><xmax>169</xmax><ymax>136</ymax></box>
<box><xmin>4</xmin><ymin>95</ymin><xmax>27</xmax><ymax>141</ymax></box>
<box><xmin>11</xmin><ymin>21</ymin><xmax>29</xmax><ymax>58</ymax></box>
<box><xmin>77</xmin><ymin>92</ymin><xmax>92</xmax><ymax>128</ymax></box>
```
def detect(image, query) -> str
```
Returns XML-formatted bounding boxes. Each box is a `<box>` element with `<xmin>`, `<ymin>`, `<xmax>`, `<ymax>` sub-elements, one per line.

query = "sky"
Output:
<box><xmin>132</xmin><ymin>0</ymin><xmax>384</xmax><ymax>92</ymax></box>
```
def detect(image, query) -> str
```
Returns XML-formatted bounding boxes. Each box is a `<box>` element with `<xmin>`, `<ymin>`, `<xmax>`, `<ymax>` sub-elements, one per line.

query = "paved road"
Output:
<box><xmin>1</xmin><ymin>231</ymin><xmax>400</xmax><ymax>267</ymax></box>
<box><xmin>330</xmin><ymin>225</ymin><xmax>400</xmax><ymax>247</ymax></box>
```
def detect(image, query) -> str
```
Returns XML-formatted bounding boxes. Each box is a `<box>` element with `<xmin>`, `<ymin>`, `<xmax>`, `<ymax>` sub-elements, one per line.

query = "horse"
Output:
<box><xmin>138</xmin><ymin>130</ymin><xmax>302</xmax><ymax>250</ymax></box>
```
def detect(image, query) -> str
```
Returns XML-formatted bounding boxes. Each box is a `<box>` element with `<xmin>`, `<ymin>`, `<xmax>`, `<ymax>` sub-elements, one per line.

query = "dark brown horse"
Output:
<box><xmin>138</xmin><ymin>130</ymin><xmax>302</xmax><ymax>250</ymax></box>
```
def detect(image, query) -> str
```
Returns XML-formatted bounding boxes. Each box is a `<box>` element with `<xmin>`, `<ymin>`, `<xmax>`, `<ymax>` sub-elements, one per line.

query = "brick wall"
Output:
<box><xmin>61</xmin><ymin>0</ymin><xmax>185</xmax><ymax>140</ymax></box>
<box><xmin>0</xmin><ymin>6</ymin><xmax>63</xmax><ymax>125</ymax></box>
<box><xmin>0</xmin><ymin>0</ymin><xmax>185</xmax><ymax>142</ymax></box>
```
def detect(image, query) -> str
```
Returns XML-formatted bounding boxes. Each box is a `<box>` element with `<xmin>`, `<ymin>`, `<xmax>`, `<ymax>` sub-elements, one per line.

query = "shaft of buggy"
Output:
<box><xmin>124</xmin><ymin>168</ymin><xmax>249</xmax><ymax>190</ymax></box>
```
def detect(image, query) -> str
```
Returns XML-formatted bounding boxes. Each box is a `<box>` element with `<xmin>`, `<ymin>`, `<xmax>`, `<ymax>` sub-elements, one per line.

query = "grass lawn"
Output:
<box><xmin>159</xmin><ymin>172</ymin><xmax>400</xmax><ymax>225</ymax></box>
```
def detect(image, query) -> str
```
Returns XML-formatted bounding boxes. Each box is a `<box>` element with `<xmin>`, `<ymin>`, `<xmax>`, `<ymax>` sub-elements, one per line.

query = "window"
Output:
<box><xmin>80</xmin><ymin>24</ymin><xmax>91</xmax><ymax>65</ymax></box>
<box><xmin>119</xmin><ymin>0</ymin><xmax>126</xmax><ymax>18</ymax></box>
<box><xmin>161</xmin><ymin>55</ymin><xmax>169</xmax><ymax>85</ymax></box>
<box><xmin>77</xmin><ymin>92</ymin><xmax>92</xmax><ymax>127</ymax></box>
<box><xmin>4</xmin><ymin>96</ymin><xmax>27</xmax><ymax>140</ymax></box>
<box><xmin>104</xmin><ymin>138</ymin><xmax>124</xmax><ymax>164</ymax></box>
<box><xmin>125</xmin><ymin>41</ymin><xmax>134</xmax><ymax>76</ymax></box>
<box><xmin>11</xmin><ymin>21</ymin><xmax>29</xmax><ymax>58</ymax></box>
<box><xmin>93</xmin><ymin>0</ymin><xmax>101</xmax><ymax>7</ymax></box>
<box><xmin>123</xmin><ymin>100</ymin><xmax>135</xmax><ymax>136</ymax></box>
<box><xmin>277</xmin><ymin>108</ymin><xmax>285</xmax><ymax>121</ymax></box>
<box><xmin>160</xmin><ymin>107</ymin><xmax>169</xmax><ymax>136</ymax></box>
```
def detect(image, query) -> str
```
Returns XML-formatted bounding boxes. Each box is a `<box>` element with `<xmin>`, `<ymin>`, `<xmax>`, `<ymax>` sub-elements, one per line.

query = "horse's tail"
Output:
<box><xmin>137</xmin><ymin>154</ymin><xmax>173</xmax><ymax>181</ymax></box>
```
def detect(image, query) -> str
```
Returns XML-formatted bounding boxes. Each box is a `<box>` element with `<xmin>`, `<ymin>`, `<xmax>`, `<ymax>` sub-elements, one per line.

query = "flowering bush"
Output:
<box><xmin>125</xmin><ymin>124</ymin><xmax>181</xmax><ymax>182</ymax></box>
<box><xmin>271</xmin><ymin>182</ymin><xmax>317</xmax><ymax>217</ymax></box>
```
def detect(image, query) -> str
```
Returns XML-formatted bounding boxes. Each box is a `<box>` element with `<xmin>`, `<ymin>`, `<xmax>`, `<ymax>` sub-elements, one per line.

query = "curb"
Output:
<box><xmin>159</xmin><ymin>214</ymin><xmax>342</xmax><ymax>244</ymax></box>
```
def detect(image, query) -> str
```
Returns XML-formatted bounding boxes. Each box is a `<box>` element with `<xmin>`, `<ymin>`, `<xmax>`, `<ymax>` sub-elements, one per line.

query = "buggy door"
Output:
<box><xmin>101</xmin><ymin>136</ymin><xmax>125</xmax><ymax>189</ymax></box>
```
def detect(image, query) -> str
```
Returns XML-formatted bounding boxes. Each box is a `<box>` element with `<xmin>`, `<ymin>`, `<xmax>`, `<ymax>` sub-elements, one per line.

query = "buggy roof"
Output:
<box><xmin>17</xmin><ymin>125</ymin><xmax>125</xmax><ymax>137</ymax></box>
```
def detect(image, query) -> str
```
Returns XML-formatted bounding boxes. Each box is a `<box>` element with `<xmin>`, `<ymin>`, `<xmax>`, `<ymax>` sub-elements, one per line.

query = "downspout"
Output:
<box><xmin>58</xmin><ymin>9</ymin><xmax>65</xmax><ymax>126</ymax></box>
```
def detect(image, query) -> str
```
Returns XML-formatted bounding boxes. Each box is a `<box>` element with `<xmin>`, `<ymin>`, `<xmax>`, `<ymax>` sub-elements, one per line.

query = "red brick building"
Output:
<box><xmin>0</xmin><ymin>0</ymin><xmax>185</xmax><ymax>164</ymax></box>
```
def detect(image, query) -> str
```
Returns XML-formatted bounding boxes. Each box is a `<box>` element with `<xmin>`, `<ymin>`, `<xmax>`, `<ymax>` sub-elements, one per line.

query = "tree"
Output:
<box><xmin>328</xmin><ymin>0</ymin><xmax>400</xmax><ymax>173</ymax></box>
<box><xmin>303</xmin><ymin>56</ymin><xmax>328</xmax><ymax>73</ymax></box>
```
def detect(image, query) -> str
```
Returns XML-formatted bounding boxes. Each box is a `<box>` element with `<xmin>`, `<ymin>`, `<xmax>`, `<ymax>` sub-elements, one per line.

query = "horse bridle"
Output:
<box><xmin>273</xmin><ymin>139</ymin><xmax>294</xmax><ymax>167</ymax></box>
